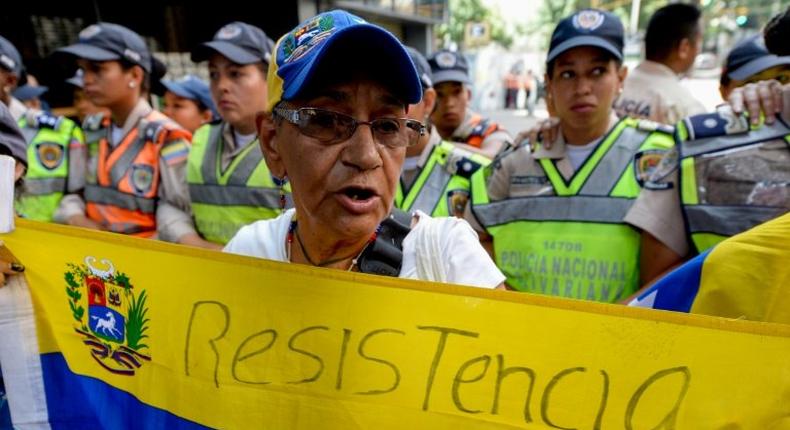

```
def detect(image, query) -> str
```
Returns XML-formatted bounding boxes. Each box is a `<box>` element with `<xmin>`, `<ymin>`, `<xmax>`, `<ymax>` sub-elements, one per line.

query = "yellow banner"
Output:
<box><xmin>2</xmin><ymin>219</ymin><xmax>790</xmax><ymax>429</ymax></box>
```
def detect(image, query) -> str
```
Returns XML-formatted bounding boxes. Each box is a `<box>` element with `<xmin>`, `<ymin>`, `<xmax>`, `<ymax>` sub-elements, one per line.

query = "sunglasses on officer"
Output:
<box><xmin>273</xmin><ymin>106</ymin><xmax>426</xmax><ymax>148</ymax></box>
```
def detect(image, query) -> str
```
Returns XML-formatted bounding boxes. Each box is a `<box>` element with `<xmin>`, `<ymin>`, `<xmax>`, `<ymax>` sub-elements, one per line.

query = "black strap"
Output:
<box><xmin>357</xmin><ymin>209</ymin><xmax>412</xmax><ymax>277</ymax></box>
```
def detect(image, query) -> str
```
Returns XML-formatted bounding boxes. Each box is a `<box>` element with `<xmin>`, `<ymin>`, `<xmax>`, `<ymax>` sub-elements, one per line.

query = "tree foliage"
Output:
<box><xmin>436</xmin><ymin>0</ymin><xmax>521</xmax><ymax>49</ymax></box>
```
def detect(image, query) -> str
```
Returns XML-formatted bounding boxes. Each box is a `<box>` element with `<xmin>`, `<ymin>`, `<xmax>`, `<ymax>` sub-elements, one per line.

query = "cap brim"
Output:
<box><xmin>547</xmin><ymin>35</ymin><xmax>623</xmax><ymax>63</ymax></box>
<box><xmin>728</xmin><ymin>55</ymin><xmax>790</xmax><ymax>81</ymax></box>
<box><xmin>161</xmin><ymin>81</ymin><xmax>195</xmax><ymax>100</ymax></box>
<box><xmin>56</xmin><ymin>44</ymin><xmax>121</xmax><ymax>62</ymax></box>
<box><xmin>191</xmin><ymin>41</ymin><xmax>260</xmax><ymax>65</ymax></box>
<box><xmin>432</xmin><ymin>70</ymin><xmax>471</xmax><ymax>85</ymax></box>
<box><xmin>281</xmin><ymin>25</ymin><xmax>422</xmax><ymax>106</ymax></box>
<box><xmin>13</xmin><ymin>86</ymin><xmax>48</xmax><ymax>100</ymax></box>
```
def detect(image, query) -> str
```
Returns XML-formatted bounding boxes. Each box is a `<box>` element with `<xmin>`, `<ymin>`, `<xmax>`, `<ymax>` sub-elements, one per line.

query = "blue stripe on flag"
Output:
<box><xmin>650</xmin><ymin>249</ymin><xmax>711</xmax><ymax>313</ymax></box>
<box><xmin>41</xmin><ymin>353</ymin><xmax>210</xmax><ymax>430</ymax></box>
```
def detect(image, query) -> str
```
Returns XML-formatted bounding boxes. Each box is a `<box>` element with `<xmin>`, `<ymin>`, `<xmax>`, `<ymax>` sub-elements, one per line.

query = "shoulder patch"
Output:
<box><xmin>35</xmin><ymin>112</ymin><xmax>62</xmax><ymax>130</ymax></box>
<box><xmin>642</xmin><ymin>147</ymin><xmax>678</xmax><ymax>190</ymax></box>
<box><xmin>684</xmin><ymin>108</ymin><xmax>749</xmax><ymax>141</ymax></box>
<box><xmin>452</xmin><ymin>156</ymin><xmax>483</xmax><ymax>179</ymax></box>
<box><xmin>160</xmin><ymin>140</ymin><xmax>189</xmax><ymax>166</ymax></box>
<box><xmin>633</xmin><ymin>149</ymin><xmax>666</xmax><ymax>187</ymax></box>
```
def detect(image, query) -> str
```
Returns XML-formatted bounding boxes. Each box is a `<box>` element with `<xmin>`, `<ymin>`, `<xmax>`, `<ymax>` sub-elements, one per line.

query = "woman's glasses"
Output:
<box><xmin>274</xmin><ymin>106</ymin><xmax>426</xmax><ymax>147</ymax></box>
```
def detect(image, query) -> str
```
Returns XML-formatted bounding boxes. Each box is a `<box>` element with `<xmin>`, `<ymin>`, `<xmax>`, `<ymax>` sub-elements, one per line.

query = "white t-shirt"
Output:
<box><xmin>565</xmin><ymin>139</ymin><xmax>600</xmax><ymax>171</ymax></box>
<box><xmin>224</xmin><ymin>209</ymin><xmax>505</xmax><ymax>289</ymax></box>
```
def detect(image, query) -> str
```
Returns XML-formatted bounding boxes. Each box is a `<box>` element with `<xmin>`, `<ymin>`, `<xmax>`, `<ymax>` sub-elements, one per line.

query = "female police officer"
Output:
<box><xmin>54</xmin><ymin>23</ymin><xmax>213</xmax><ymax>247</ymax></box>
<box><xmin>224</xmin><ymin>10</ymin><xmax>504</xmax><ymax>288</ymax></box>
<box><xmin>187</xmin><ymin>22</ymin><xmax>288</xmax><ymax>247</ymax></box>
<box><xmin>467</xmin><ymin>10</ymin><xmax>674</xmax><ymax>301</ymax></box>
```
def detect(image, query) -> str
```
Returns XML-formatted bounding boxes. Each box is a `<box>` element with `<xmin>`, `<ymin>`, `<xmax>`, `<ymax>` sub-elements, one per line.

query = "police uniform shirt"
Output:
<box><xmin>615</xmin><ymin>60</ymin><xmax>706</xmax><ymax>125</ymax></box>
<box><xmin>401</xmin><ymin>126</ymin><xmax>442</xmax><ymax>189</ymax></box>
<box><xmin>465</xmin><ymin>115</ymin><xmax>618</xmax><ymax>232</ymax></box>
<box><xmin>451</xmin><ymin>111</ymin><xmax>511</xmax><ymax>149</ymax></box>
<box><xmin>625</xmin><ymin>87</ymin><xmax>790</xmax><ymax>257</ymax></box>
<box><xmin>55</xmin><ymin>99</ymin><xmax>197</xmax><ymax>242</ymax></box>
<box><xmin>219</xmin><ymin>122</ymin><xmax>259</xmax><ymax>171</ymax></box>
<box><xmin>17</xmin><ymin>107</ymin><xmax>86</xmax><ymax>204</ymax></box>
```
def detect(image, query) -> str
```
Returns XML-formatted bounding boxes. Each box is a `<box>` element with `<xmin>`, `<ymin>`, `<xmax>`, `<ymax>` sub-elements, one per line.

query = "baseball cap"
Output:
<box><xmin>161</xmin><ymin>74</ymin><xmax>218</xmax><ymax>119</ymax></box>
<box><xmin>12</xmin><ymin>84</ymin><xmax>48</xmax><ymax>102</ymax></box>
<box><xmin>428</xmin><ymin>50</ymin><xmax>470</xmax><ymax>85</ymax></box>
<box><xmin>725</xmin><ymin>35</ymin><xmax>790</xmax><ymax>81</ymax></box>
<box><xmin>405</xmin><ymin>46</ymin><xmax>433</xmax><ymax>89</ymax></box>
<box><xmin>0</xmin><ymin>102</ymin><xmax>27</xmax><ymax>166</ymax></box>
<box><xmin>192</xmin><ymin>22</ymin><xmax>274</xmax><ymax>65</ymax></box>
<box><xmin>0</xmin><ymin>36</ymin><xmax>24</xmax><ymax>78</ymax></box>
<box><xmin>56</xmin><ymin>23</ymin><xmax>152</xmax><ymax>73</ymax></box>
<box><xmin>266</xmin><ymin>10</ymin><xmax>422</xmax><ymax>111</ymax></box>
<box><xmin>547</xmin><ymin>9</ymin><xmax>624</xmax><ymax>64</ymax></box>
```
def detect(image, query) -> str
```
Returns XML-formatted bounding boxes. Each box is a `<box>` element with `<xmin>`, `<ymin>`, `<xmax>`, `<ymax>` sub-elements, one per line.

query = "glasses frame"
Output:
<box><xmin>273</xmin><ymin>106</ymin><xmax>426</xmax><ymax>147</ymax></box>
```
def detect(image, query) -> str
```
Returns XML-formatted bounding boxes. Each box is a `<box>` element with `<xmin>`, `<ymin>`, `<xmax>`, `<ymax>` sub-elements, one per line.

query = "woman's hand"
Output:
<box><xmin>727</xmin><ymin>79</ymin><xmax>784</xmax><ymax>126</ymax></box>
<box><xmin>514</xmin><ymin>117</ymin><xmax>560</xmax><ymax>151</ymax></box>
<box><xmin>0</xmin><ymin>245</ymin><xmax>24</xmax><ymax>286</ymax></box>
<box><xmin>67</xmin><ymin>214</ymin><xmax>106</xmax><ymax>230</ymax></box>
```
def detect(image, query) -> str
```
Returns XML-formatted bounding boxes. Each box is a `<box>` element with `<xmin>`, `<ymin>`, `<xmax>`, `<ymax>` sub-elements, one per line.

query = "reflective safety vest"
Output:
<box><xmin>677</xmin><ymin>110</ymin><xmax>790</xmax><ymax>253</ymax></box>
<box><xmin>16</xmin><ymin>112</ymin><xmax>83</xmax><ymax>221</ymax></box>
<box><xmin>187</xmin><ymin>123</ymin><xmax>287</xmax><ymax>244</ymax></box>
<box><xmin>396</xmin><ymin>141</ymin><xmax>490</xmax><ymax>217</ymax></box>
<box><xmin>462</xmin><ymin>114</ymin><xmax>500</xmax><ymax>148</ymax></box>
<box><xmin>84</xmin><ymin>111</ymin><xmax>191</xmax><ymax>237</ymax></box>
<box><xmin>471</xmin><ymin>118</ymin><xmax>674</xmax><ymax>302</ymax></box>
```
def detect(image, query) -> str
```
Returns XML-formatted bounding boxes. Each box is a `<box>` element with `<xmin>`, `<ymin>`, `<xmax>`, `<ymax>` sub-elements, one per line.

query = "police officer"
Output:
<box><xmin>719</xmin><ymin>35</ymin><xmax>790</xmax><ymax>100</ymax></box>
<box><xmin>161</xmin><ymin>74</ymin><xmax>217</xmax><ymax>133</ymax></box>
<box><xmin>466</xmin><ymin>9</ymin><xmax>675</xmax><ymax>302</ymax></box>
<box><xmin>397</xmin><ymin>47</ymin><xmax>490</xmax><ymax>218</ymax></box>
<box><xmin>54</xmin><ymin>23</ymin><xmax>212</xmax><ymax>247</ymax></box>
<box><xmin>614</xmin><ymin>3</ymin><xmax>706</xmax><ymax>124</ymax></box>
<box><xmin>428</xmin><ymin>49</ymin><xmax>511</xmax><ymax>159</ymax></box>
<box><xmin>188</xmin><ymin>22</ymin><xmax>289</xmax><ymax>246</ymax></box>
<box><xmin>0</xmin><ymin>35</ymin><xmax>85</xmax><ymax>223</ymax></box>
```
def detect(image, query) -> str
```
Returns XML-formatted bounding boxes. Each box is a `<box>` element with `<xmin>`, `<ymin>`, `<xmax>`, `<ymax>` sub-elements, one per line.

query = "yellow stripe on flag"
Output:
<box><xmin>2</xmin><ymin>219</ymin><xmax>790</xmax><ymax>429</ymax></box>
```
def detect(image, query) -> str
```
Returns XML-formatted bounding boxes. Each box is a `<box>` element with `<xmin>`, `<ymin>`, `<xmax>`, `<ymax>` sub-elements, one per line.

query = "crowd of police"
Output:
<box><xmin>1</xmin><ymin>4</ymin><xmax>789</xmax><ymax>309</ymax></box>
<box><xmin>1</xmin><ymin>3</ymin><xmax>790</xmax><ymax>427</ymax></box>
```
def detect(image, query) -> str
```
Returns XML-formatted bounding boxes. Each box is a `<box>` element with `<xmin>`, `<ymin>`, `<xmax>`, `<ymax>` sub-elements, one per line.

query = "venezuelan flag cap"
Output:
<box><xmin>267</xmin><ymin>10</ymin><xmax>422</xmax><ymax>112</ymax></box>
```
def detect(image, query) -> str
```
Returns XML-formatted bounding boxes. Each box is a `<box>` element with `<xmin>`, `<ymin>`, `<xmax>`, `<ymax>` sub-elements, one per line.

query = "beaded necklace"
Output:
<box><xmin>286</xmin><ymin>216</ymin><xmax>381</xmax><ymax>271</ymax></box>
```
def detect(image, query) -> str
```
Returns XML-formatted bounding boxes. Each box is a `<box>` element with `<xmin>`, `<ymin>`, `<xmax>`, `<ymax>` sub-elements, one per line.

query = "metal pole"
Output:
<box><xmin>629</xmin><ymin>0</ymin><xmax>641</xmax><ymax>35</ymax></box>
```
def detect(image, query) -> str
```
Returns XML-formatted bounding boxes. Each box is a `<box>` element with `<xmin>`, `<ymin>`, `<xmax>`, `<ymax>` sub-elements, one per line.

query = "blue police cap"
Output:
<box><xmin>428</xmin><ymin>50</ymin><xmax>470</xmax><ymax>85</ymax></box>
<box><xmin>547</xmin><ymin>9</ymin><xmax>624</xmax><ymax>64</ymax></box>
<box><xmin>56</xmin><ymin>23</ymin><xmax>152</xmax><ymax>73</ymax></box>
<box><xmin>405</xmin><ymin>46</ymin><xmax>433</xmax><ymax>89</ymax></box>
<box><xmin>725</xmin><ymin>35</ymin><xmax>790</xmax><ymax>81</ymax></box>
<box><xmin>12</xmin><ymin>85</ymin><xmax>48</xmax><ymax>102</ymax></box>
<box><xmin>192</xmin><ymin>22</ymin><xmax>274</xmax><ymax>66</ymax></box>
<box><xmin>161</xmin><ymin>74</ymin><xmax>218</xmax><ymax>120</ymax></box>
<box><xmin>0</xmin><ymin>35</ymin><xmax>24</xmax><ymax>78</ymax></box>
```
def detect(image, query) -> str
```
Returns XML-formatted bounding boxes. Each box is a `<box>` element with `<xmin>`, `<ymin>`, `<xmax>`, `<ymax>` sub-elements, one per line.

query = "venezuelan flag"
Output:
<box><xmin>629</xmin><ymin>212</ymin><xmax>790</xmax><ymax>323</ymax></box>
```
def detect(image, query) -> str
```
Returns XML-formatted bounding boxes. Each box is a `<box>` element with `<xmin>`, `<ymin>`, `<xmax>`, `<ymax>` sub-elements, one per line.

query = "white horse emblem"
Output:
<box><xmin>92</xmin><ymin>311</ymin><xmax>122</xmax><ymax>338</ymax></box>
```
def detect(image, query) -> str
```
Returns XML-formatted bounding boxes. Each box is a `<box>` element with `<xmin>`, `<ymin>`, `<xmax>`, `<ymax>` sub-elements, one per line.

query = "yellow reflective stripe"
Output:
<box><xmin>680</xmin><ymin>157</ymin><xmax>698</xmax><ymax>205</ymax></box>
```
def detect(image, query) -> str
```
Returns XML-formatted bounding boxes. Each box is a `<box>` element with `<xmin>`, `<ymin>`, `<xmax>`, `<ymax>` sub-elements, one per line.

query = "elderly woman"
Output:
<box><xmin>224</xmin><ymin>11</ymin><xmax>504</xmax><ymax>289</ymax></box>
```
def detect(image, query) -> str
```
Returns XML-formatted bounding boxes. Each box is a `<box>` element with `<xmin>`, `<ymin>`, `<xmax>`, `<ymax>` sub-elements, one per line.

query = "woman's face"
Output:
<box><xmin>77</xmin><ymin>59</ymin><xmax>140</xmax><ymax>109</ymax></box>
<box><xmin>546</xmin><ymin>46</ymin><xmax>625</xmax><ymax>131</ymax></box>
<box><xmin>162</xmin><ymin>91</ymin><xmax>210</xmax><ymax>133</ymax></box>
<box><xmin>208</xmin><ymin>54</ymin><xmax>267</xmax><ymax>132</ymax></box>
<box><xmin>260</xmin><ymin>80</ymin><xmax>407</xmax><ymax>241</ymax></box>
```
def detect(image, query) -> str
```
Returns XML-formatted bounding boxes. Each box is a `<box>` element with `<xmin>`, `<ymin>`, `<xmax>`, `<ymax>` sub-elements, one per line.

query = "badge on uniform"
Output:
<box><xmin>35</xmin><ymin>142</ymin><xmax>65</xmax><ymax>170</ymax></box>
<box><xmin>633</xmin><ymin>150</ymin><xmax>665</xmax><ymax>187</ymax></box>
<box><xmin>129</xmin><ymin>164</ymin><xmax>154</xmax><ymax>195</ymax></box>
<box><xmin>447</xmin><ymin>189</ymin><xmax>470</xmax><ymax>218</ymax></box>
